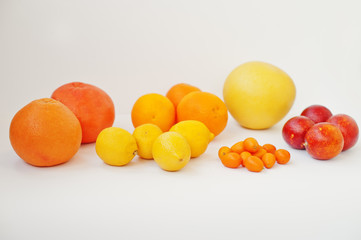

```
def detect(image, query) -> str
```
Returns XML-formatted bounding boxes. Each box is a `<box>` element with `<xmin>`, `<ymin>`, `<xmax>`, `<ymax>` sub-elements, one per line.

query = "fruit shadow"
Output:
<box><xmin>126</xmin><ymin>156</ymin><xmax>157</xmax><ymax>168</ymax></box>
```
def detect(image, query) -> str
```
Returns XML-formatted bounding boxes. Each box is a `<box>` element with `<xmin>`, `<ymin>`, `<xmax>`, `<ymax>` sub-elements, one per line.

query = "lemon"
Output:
<box><xmin>95</xmin><ymin>127</ymin><xmax>138</xmax><ymax>166</ymax></box>
<box><xmin>152</xmin><ymin>132</ymin><xmax>191</xmax><ymax>171</ymax></box>
<box><xmin>223</xmin><ymin>61</ymin><xmax>296</xmax><ymax>129</ymax></box>
<box><xmin>133</xmin><ymin>123</ymin><xmax>163</xmax><ymax>159</ymax></box>
<box><xmin>169</xmin><ymin>120</ymin><xmax>214</xmax><ymax>157</ymax></box>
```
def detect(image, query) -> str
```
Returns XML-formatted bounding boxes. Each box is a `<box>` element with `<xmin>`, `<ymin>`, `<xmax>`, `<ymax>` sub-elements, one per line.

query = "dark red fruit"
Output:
<box><xmin>327</xmin><ymin>114</ymin><xmax>359</xmax><ymax>151</ymax></box>
<box><xmin>304</xmin><ymin>122</ymin><xmax>344</xmax><ymax>160</ymax></box>
<box><xmin>282</xmin><ymin>116</ymin><xmax>315</xmax><ymax>149</ymax></box>
<box><xmin>301</xmin><ymin>105</ymin><xmax>332</xmax><ymax>123</ymax></box>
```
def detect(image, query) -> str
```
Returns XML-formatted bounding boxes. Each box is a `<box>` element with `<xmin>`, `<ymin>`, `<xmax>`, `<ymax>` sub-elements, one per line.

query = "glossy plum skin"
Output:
<box><xmin>304</xmin><ymin>123</ymin><xmax>344</xmax><ymax>160</ymax></box>
<box><xmin>301</xmin><ymin>105</ymin><xmax>332</xmax><ymax>124</ymax></box>
<box><xmin>282</xmin><ymin>116</ymin><xmax>315</xmax><ymax>149</ymax></box>
<box><xmin>327</xmin><ymin>114</ymin><xmax>359</xmax><ymax>151</ymax></box>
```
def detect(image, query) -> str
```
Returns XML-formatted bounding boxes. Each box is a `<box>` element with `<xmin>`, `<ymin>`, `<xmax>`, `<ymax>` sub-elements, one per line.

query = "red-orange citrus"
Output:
<box><xmin>51</xmin><ymin>82</ymin><xmax>115</xmax><ymax>143</ymax></box>
<box><xmin>9</xmin><ymin>98</ymin><xmax>82</xmax><ymax>167</ymax></box>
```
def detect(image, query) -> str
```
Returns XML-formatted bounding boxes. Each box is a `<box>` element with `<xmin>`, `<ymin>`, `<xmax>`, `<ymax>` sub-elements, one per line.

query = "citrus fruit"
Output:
<box><xmin>169</xmin><ymin>120</ymin><xmax>214</xmax><ymax>158</ymax></box>
<box><xmin>133</xmin><ymin>123</ymin><xmax>163</xmax><ymax>159</ymax></box>
<box><xmin>230</xmin><ymin>141</ymin><xmax>244</xmax><ymax>154</ymax></box>
<box><xmin>253</xmin><ymin>148</ymin><xmax>267</xmax><ymax>158</ymax></box>
<box><xmin>177</xmin><ymin>91</ymin><xmax>228</xmax><ymax>136</ymax></box>
<box><xmin>9</xmin><ymin>98</ymin><xmax>82</xmax><ymax>167</ymax></box>
<box><xmin>95</xmin><ymin>127</ymin><xmax>138</xmax><ymax>166</ymax></box>
<box><xmin>262</xmin><ymin>153</ymin><xmax>276</xmax><ymax>169</ymax></box>
<box><xmin>243</xmin><ymin>137</ymin><xmax>260</xmax><ymax>153</ymax></box>
<box><xmin>274</xmin><ymin>149</ymin><xmax>291</xmax><ymax>164</ymax></box>
<box><xmin>131</xmin><ymin>93</ymin><xmax>175</xmax><ymax>132</ymax></box>
<box><xmin>304</xmin><ymin>123</ymin><xmax>343</xmax><ymax>160</ymax></box>
<box><xmin>220</xmin><ymin>152</ymin><xmax>242</xmax><ymax>168</ymax></box>
<box><xmin>51</xmin><ymin>82</ymin><xmax>115</xmax><ymax>143</ymax></box>
<box><xmin>244</xmin><ymin>156</ymin><xmax>264</xmax><ymax>172</ymax></box>
<box><xmin>152</xmin><ymin>132</ymin><xmax>191</xmax><ymax>171</ymax></box>
<box><xmin>327</xmin><ymin>114</ymin><xmax>359</xmax><ymax>151</ymax></box>
<box><xmin>166</xmin><ymin>83</ymin><xmax>201</xmax><ymax>109</ymax></box>
<box><xmin>263</xmin><ymin>144</ymin><xmax>276</xmax><ymax>154</ymax></box>
<box><xmin>240</xmin><ymin>151</ymin><xmax>251</xmax><ymax>166</ymax></box>
<box><xmin>218</xmin><ymin>146</ymin><xmax>231</xmax><ymax>159</ymax></box>
<box><xmin>223</xmin><ymin>61</ymin><xmax>296</xmax><ymax>129</ymax></box>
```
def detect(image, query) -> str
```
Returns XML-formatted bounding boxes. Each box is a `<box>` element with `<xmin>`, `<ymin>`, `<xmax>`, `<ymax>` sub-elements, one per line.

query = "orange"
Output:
<box><xmin>131</xmin><ymin>93</ymin><xmax>175</xmax><ymax>132</ymax></box>
<box><xmin>243</xmin><ymin>137</ymin><xmax>260</xmax><ymax>153</ymax></box>
<box><xmin>9</xmin><ymin>98</ymin><xmax>82</xmax><ymax>167</ymax></box>
<box><xmin>262</xmin><ymin>153</ymin><xmax>276</xmax><ymax>169</ymax></box>
<box><xmin>51</xmin><ymin>82</ymin><xmax>115</xmax><ymax>143</ymax></box>
<box><xmin>263</xmin><ymin>143</ymin><xmax>276</xmax><ymax>154</ymax></box>
<box><xmin>218</xmin><ymin>146</ymin><xmax>231</xmax><ymax>159</ymax></box>
<box><xmin>244</xmin><ymin>156</ymin><xmax>264</xmax><ymax>172</ymax></box>
<box><xmin>230</xmin><ymin>141</ymin><xmax>244</xmax><ymax>154</ymax></box>
<box><xmin>177</xmin><ymin>92</ymin><xmax>228</xmax><ymax>136</ymax></box>
<box><xmin>166</xmin><ymin>83</ymin><xmax>201</xmax><ymax>109</ymax></box>
<box><xmin>253</xmin><ymin>147</ymin><xmax>267</xmax><ymax>158</ymax></box>
<box><xmin>240</xmin><ymin>151</ymin><xmax>251</xmax><ymax>166</ymax></box>
<box><xmin>220</xmin><ymin>152</ymin><xmax>242</xmax><ymax>168</ymax></box>
<box><xmin>275</xmin><ymin>149</ymin><xmax>291</xmax><ymax>164</ymax></box>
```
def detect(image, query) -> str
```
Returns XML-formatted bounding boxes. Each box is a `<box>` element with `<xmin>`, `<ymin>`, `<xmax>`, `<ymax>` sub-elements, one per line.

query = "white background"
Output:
<box><xmin>1</xmin><ymin>0</ymin><xmax>361</xmax><ymax>239</ymax></box>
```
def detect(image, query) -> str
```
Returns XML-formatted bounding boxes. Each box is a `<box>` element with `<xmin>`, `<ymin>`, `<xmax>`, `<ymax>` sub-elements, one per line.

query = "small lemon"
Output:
<box><xmin>169</xmin><ymin>120</ymin><xmax>214</xmax><ymax>157</ymax></box>
<box><xmin>133</xmin><ymin>123</ymin><xmax>163</xmax><ymax>159</ymax></box>
<box><xmin>95</xmin><ymin>127</ymin><xmax>138</xmax><ymax>166</ymax></box>
<box><xmin>152</xmin><ymin>132</ymin><xmax>191</xmax><ymax>171</ymax></box>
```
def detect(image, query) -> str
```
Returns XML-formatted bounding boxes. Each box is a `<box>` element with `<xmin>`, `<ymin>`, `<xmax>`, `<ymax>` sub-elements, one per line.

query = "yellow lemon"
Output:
<box><xmin>223</xmin><ymin>61</ymin><xmax>296</xmax><ymax>129</ymax></box>
<box><xmin>169</xmin><ymin>120</ymin><xmax>214</xmax><ymax>157</ymax></box>
<box><xmin>95</xmin><ymin>127</ymin><xmax>137</xmax><ymax>166</ymax></box>
<box><xmin>133</xmin><ymin>123</ymin><xmax>163</xmax><ymax>159</ymax></box>
<box><xmin>152</xmin><ymin>132</ymin><xmax>191</xmax><ymax>171</ymax></box>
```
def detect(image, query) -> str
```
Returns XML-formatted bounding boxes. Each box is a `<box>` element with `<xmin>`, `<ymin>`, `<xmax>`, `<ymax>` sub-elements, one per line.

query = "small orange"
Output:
<box><xmin>244</xmin><ymin>156</ymin><xmax>264</xmax><ymax>172</ymax></box>
<box><xmin>240</xmin><ymin>151</ymin><xmax>251</xmax><ymax>167</ymax></box>
<box><xmin>262</xmin><ymin>153</ymin><xmax>276</xmax><ymax>169</ymax></box>
<box><xmin>218</xmin><ymin>146</ymin><xmax>231</xmax><ymax>159</ymax></box>
<box><xmin>131</xmin><ymin>93</ymin><xmax>175</xmax><ymax>132</ymax></box>
<box><xmin>243</xmin><ymin>137</ymin><xmax>260</xmax><ymax>153</ymax></box>
<box><xmin>230</xmin><ymin>141</ymin><xmax>244</xmax><ymax>154</ymax></box>
<box><xmin>177</xmin><ymin>92</ymin><xmax>228</xmax><ymax>136</ymax></box>
<box><xmin>263</xmin><ymin>144</ymin><xmax>276</xmax><ymax>154</ymax></box>
<box><xmin>220</xmin><ymin>152</ymin><xmax>242</xmax><ymax>168</ymax></box>
<box><xmin>253</xmin><ymin>147</ymin><xmax>267</xmax><ymax>158</ymax></box>
<box><xmin>274</xmin><ymin>149</ymin><xmax>291</xmax><ymax>164</ymax></box>
<box><xmin>9</xmin><ymin>98</ymin><xmax>82</xmax><ymax>167</ymax></box>
<box><xmin>166</xmin><ymin>83</ymin><xmax>201</xmax><ymax>109</ymax></box>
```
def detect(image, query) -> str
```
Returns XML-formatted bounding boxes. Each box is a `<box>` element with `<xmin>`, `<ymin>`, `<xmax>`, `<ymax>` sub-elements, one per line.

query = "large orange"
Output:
<box><xmin>131</xmin><ymin>93</ymin><xmax>175</xmax><ymax>132</ymax></box>
<box><xmin>51</xmin><ymin>82</ymin><xmax>115</xmax><ymax>143</ymax></box>
<box><xmin>9</xmin><ymin>98</ymin><xmax>82</xmax><ymax>167</ymax></box>
<box><xmin>166</xmin><ymin>83</ymin><xmax>201</xmax><ymax>109</ymax></box>
<box><xmin>177</xmin><ymin>92</ymin><xmax>228</xmax><ymax>136</ymax></box>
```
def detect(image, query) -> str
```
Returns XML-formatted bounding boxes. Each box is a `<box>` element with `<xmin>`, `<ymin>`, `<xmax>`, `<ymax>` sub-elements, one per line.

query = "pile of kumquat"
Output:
<box><xmin>218</xmin><ymin>137</ymin><xmax>291</xmax><ymax>172</ymax></box>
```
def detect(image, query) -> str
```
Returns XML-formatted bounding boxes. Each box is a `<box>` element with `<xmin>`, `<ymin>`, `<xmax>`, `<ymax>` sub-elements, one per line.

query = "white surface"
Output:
<box><xmin>1</xmin><ymin>0</ymin><xmax>361</xmax><ymax>239</ymax></box>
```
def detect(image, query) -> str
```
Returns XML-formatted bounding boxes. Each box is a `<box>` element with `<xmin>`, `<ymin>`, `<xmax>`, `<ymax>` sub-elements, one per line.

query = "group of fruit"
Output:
<box><xmin>218</xmin><ymin>138</ymin><xmax>290</xmax><ymax>172</ymax></box>
<box><xmin>9</xmin><ymin>82</ymin><xmax>115</xmax><ymax>167</ymax></box>
<box><xmin>282</xmin><ymin>105</ymin><xmax>359</xmax><ymax>160</ymax></box>
<box><xmin>96</xmin><ymin>83</ymin><xmax>227</xmax><ymax>171</ymax></box>
<box><xmin>131</xmin><ymin>83</ymin><xmax>228</xmax><ymax>136</ymax></box>
<box><xmin>9</xmin><ymin>61</ymin><xmax>358</xmax><ymax>171</ymax></box>
<box><xmin>96</xmin><ymin>119</ymin><xmax>214</xmax><ymax>171</ymax></box>
<box><xmin>9</xmin><ymin>81</ymin><xmax>228</xmax><ymax>171</ymax></box>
